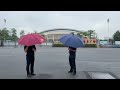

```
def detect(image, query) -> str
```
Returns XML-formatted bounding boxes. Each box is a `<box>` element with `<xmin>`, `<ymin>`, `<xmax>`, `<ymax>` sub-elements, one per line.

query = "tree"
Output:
<box><xmin>82</xmin><ymin>31</ymin><xmax>89</xmax><ymax>37</ymax></box>
<box><xmin>113</xmin><ymin>30</ymin><xmax>120</xmax><ymax>41</ymax></box>
<box><xmin>87</xmin><ymin>30</ymin><xmax>95</xmax><ymax>39</ymax></box>
<box><xmin>11</xmin><ymin>28</ymin><xmax>18</xmax><ymax>47</ymax></box>
<box><xmin>77</xmin><ymin>31</ymin><xmax>94</xmax><ymax>38</ymax></box>
<box><xmin>0</xmin><ymin>28</ymin><xmax>9</xmax><ymax>46</ymax></box>
<box><xmin>76</xmin><ymin>32</ymin><xmax>83</xmax><ymax>38</ymax></box>
<box><xmin>20</xmin><ymin>30</ymin><xmax>25</xmax><ymax>37</ymax></box>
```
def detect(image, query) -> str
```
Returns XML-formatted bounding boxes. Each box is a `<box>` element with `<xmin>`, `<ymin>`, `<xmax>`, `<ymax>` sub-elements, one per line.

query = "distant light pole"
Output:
<box><xmin>107</xmin><ymin>18</ymin><xmax>110</xmax><ymax>45</ymax></box>
<box><xmin>4</xmin><ymin>19</ymin><xmax>6</xmax><ymax>44</ymax></box>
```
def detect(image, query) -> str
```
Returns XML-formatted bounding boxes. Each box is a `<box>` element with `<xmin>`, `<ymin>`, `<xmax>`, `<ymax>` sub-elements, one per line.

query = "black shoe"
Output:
<box><xmin>73</xmin><ymin>71</ymin><xmax>76</xmax><ymax>75</ymax></box>
<box><xmin>68</xmin><ymin>70</ymin><xmax>73</xmax><ymax>73</ymax></box>
<box><xmin>31</xmin><ymin>73</ymin><xmax>36</xmax><ymax>76</ymax></box>
<box><xmin>27</xmin><ymin>74</ymin><xmax>31</xmax><ymax>77</ymax></box>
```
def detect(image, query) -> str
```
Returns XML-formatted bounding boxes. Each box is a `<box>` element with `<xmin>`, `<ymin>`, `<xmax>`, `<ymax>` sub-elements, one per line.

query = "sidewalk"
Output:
<box><xmin>0</xmin><ymin>71</ymin><xmax>118</xmax><ymax>79</ymax></box>
<box><xmin>0</xmin><ymin>71</ymin><xmax>87</xmax><ymax>79</ymax></box>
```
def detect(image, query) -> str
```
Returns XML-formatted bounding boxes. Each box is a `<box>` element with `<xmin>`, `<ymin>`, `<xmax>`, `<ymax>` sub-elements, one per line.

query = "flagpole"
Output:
<box><xmin>107</xmin><ymin>18</ymin><xmax>109</xmax><ymax>45</ymax></box>
<box><xmin>108</xmin><ymin>19</ymin><xmax>109</xmax><ymax>41</ymax></box>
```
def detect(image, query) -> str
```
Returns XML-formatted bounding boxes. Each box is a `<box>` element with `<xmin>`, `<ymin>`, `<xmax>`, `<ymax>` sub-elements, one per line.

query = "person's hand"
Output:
<box><xmin>32</xmin><ymin>48</ymin><xmax>36</xmax><ymax>52</ymax></box>
<box><xmin>24</xmin><ymin>46</ymin><xmax>29</xmax><ymax>52</ymax></box>
<box><xmin>68</xmin><ymin>48</ymin><xmax>70</xmax><ymax>51</ymax></box>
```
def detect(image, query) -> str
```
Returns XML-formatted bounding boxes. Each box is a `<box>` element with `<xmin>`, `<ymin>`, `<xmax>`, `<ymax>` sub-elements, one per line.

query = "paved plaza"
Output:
<box><xmin>0</xmin><ymin>46</ymin><xmax>120</xmax><ymax>79</ymax></box>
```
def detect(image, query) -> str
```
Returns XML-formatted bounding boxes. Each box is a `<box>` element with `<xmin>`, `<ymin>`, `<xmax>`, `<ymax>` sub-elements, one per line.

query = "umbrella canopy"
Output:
<box><xmin>59</xmin><ymin>34</ymin><xmax>84</xmax><ymax>48</ymax></box>
<box><xmin>18</xmin><ymin>33</ymin><xmax>46</xmax><ymax>46</ymax></box>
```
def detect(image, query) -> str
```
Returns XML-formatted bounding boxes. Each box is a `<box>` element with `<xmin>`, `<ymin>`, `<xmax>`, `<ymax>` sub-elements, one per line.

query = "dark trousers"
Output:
<box><xmin>69</xmin><ymin>54</ymin><xmax>76</xmax><ymax>71</ymax></box>
<box><xmin>26</xmin><ymin>55</ymin><xmax>35</xmax><ymax>75</ymax></box>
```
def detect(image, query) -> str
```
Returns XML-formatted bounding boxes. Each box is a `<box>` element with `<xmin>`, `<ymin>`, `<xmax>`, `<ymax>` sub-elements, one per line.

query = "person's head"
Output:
<box><xmin>70</xmin><ymin>32</ymin><xmax>74</xmax><ymax>35</ymax></box>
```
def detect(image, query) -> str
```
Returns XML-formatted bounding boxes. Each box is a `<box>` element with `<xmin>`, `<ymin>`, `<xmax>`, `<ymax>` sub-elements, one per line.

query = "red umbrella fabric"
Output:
<box><xmin>18</xmin><ymin>33</ymin><xmax>46</xmax><ymax>46</ymax></box>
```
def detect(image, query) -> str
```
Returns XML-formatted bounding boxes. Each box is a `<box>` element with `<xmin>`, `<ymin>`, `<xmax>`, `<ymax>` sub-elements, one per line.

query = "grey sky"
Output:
<box><xmin>0</xmin><ymin>11</ymin><xmax>120</xmax><ymax>39</ymax></box>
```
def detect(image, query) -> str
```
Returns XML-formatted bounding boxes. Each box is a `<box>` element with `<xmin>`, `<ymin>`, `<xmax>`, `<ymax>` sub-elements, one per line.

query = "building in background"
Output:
<box><xmin>39</xmin><ymin>28</ymin><xmax>84</xmax><ymax>44</ymax></box>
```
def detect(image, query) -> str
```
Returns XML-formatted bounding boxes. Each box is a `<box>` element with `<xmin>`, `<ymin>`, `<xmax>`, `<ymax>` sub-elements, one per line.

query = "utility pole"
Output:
<box><xmin>107</xmin><ymin>18</ymin><xmax>110</xmax><ymax>45</ymax></box>
<box><xmin>4</xmin><ymin>19</ymin><xmax>6</xmax><ymax>45</ymax></box>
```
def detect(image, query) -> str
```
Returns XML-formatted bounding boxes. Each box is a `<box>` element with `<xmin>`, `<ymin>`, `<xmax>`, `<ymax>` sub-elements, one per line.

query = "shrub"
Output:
<box><xmin>52</xmin><ymin>43</ymin><xmax>66</xmax><ymax>47</ymax></box>
<box><xmin>84</xmin><ymin>44</ymin><xmax>97</xmax><ymax>47</ymax></box>
<box><xmin>52</xmin><ymin>44</ymin><xmax>97</xmax><ymax>47</ymax></box>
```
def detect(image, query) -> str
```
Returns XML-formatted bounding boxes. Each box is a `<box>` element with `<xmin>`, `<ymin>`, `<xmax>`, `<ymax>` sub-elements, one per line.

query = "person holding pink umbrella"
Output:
<box><xmin>24</xmin><ymin>45</ymin><xmax>36</xmax><ymax>77</ymax></box>
<box><xmin>18</xmin><ymin>33</ymin><xmax>46</xmax><ymax>77</ymax></box>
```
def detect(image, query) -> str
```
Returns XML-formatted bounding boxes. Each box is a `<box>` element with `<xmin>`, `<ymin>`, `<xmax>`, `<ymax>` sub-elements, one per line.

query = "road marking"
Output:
<box><xmin>87</xmin><ymin>71</ymin><xmax>118</xmax><ymax>79</ymax></box>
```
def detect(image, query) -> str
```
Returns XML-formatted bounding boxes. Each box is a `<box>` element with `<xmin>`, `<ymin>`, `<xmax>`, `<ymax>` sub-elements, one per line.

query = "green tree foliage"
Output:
<box><xmin>87</xmin><ymin>30</ymin><xmax>95</xmax><ymax>39</ymax></box>
<box><xmin>77</xmin><ymin>30</ymin><xmax>97</xmax><ymax>39</ymax></box>
<box><xmin>11</xmin><ymin>28</ymin><xmax>18</xmax><ymax>47</ymax></box>
<box><xmin>0</xmin><ymin>28</ymin><xmax>9</xmax><ymax>46</ymax></box>
<box><xmin>113</xmin><ymin>30</ymin><xmax>120</xmax><ymax>41</ymax></box>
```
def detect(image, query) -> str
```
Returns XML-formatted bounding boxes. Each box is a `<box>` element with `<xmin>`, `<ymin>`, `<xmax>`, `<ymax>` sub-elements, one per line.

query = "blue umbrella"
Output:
<box><xmin>59</xmin><ymin>34</ymin><xmax>84</xmax><ymax>48</ymax></box>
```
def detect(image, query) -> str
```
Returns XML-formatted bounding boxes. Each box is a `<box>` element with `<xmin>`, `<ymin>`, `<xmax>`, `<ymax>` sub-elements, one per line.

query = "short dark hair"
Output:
<box><xmin>70</xmin><ymin>32</ymin><xmax>74</xmax><ymax>35</ymax></box>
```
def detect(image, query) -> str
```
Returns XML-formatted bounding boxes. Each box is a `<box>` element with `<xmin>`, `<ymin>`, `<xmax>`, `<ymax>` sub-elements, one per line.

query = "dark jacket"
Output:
<box><xmin>68</xmin><ymin>47</ymin><xmax>76</xmax><ymax>56</ymax></box>
<box><xmin>24</xmin><ymin>45</ymin><xmax>36</xmax><ymax>56</ymax></box>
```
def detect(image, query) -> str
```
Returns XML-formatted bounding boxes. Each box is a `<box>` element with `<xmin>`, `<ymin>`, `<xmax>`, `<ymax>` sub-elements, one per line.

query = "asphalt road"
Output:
<box><xmin>0</xmin><ymin>46</ymin><xmax>120</xmax><ymax>79</ymax></box>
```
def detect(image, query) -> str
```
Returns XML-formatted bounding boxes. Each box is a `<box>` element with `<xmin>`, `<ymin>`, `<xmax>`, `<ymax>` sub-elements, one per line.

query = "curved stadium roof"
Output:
<box><xmin>39</xmin><ymin>28</ymin><xmax>84</xmax><ymax>34</ymax></box>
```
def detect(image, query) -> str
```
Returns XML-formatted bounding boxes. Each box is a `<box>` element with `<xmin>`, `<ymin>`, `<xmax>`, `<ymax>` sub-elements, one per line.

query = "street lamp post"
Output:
<box><xmin>4</xmin><ymin>19</ymin><xmax>6</xmax><ymax>45</ymax></box>
<box><xmin>107</xmin><ymin>18</ymin><xmax>110</xmax><ymax>45</ymax></box>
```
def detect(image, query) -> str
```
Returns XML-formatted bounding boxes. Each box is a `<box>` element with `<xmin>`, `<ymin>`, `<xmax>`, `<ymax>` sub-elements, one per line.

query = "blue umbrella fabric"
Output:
<box><xmin>59</xmin><ymin>34</ymin><xmax>84</xmax><ymax>48</ymax></box>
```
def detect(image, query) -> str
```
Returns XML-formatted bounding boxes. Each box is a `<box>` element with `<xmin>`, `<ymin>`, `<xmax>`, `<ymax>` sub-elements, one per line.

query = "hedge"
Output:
<box><xmin>52</xmin><ymin>44</ymin><xmax>97</xmax><ymax>47</ymax></box>
<box><xmin>84</xmin><ymin>44</ymin><xmax>97</xmax><ymax>47</ymax></box>
<box><xmin>52</xmin><ymin>43</ymin><xmax>66</xmax><ymax>47</ymax></box>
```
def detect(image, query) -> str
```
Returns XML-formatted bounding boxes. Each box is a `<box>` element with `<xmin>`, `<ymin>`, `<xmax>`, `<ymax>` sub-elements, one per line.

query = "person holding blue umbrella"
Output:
<box><xmin>68</xmin><ymin>46</ymin><xmax>77</xmax><ymax>75</ymax></box>
<box><xmin>59</xmin><ymin>33</ymin><xmax>84</xmax><ymax>75</ymax></box>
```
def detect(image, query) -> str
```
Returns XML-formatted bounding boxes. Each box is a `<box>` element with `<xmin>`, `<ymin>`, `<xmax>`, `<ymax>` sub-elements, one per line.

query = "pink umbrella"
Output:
<box><xmin>18</xmin><ymin>33</ymin><xmax>46</xmax><ymax>46</ymax></box>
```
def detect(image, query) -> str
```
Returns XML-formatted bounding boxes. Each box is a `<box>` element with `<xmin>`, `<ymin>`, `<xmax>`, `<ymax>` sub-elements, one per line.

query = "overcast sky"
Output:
<box><xmin>0</xmin><ymin>11</ymin><xmax>120</xmax><ymax>39</ymax></box>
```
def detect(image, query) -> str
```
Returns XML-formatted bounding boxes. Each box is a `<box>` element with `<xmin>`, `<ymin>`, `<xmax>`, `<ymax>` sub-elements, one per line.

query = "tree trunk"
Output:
<box><xmin>0</xmin><ymin>40</ymin><xmax>4</xmax><ymax>47</ymax></box>
<box><xmin>15</xmin><ymin>41</ymin><xmax>16</xmax><ymax>47</ymax></box>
